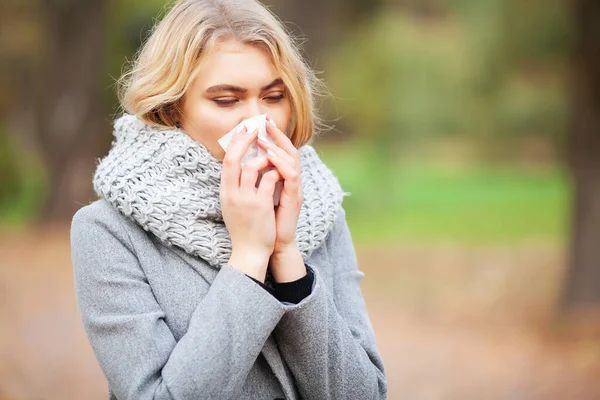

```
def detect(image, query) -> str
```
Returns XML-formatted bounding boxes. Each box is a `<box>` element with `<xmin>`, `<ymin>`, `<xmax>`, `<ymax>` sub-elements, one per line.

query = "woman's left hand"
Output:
<box><xmin>256</xmin><ymin>117</ymin><xmax>303</xmax><ymax>257</ymax></box>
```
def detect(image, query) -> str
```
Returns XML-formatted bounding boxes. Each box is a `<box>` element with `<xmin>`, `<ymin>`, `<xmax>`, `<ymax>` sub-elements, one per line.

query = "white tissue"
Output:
<box><xmin>217</xmin><ymin>114</ymin><xmax>283</xmax><ymax>206</ymax></box>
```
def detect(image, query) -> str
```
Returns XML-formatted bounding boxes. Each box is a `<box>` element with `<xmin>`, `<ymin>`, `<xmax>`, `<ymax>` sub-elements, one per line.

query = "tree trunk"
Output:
<box><xmin>34</xmin><ymin>0</ymin><xmax>109</xmax><ymax>223</ymax></box>
<box><xmin>266</xmin><ymin>0</ymin><xmax>382</xmax><ymax>70</ymax></box>
<box><xmin>267</xmin><ymin>0</ymin><xmax>340</xmax><ymax>70</ymax></box>
<box><xmin>561</xmin><ymin>0</ymin><xmax>600</xmax><ymax>310</ymax></box>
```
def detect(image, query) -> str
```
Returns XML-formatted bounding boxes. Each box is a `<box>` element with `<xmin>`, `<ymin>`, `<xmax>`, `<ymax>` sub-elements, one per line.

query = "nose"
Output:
<box><xmin>242</xmin><ymin>98</ymin><xmax>267</xmax><ymax>120</ymax></box>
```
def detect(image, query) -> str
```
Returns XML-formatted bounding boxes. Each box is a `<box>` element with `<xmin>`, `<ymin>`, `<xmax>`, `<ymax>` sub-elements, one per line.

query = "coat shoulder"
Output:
<box><xmin>72</xmin><ymin>197</ymin><xmax>117</xmax><ymax>220</ymax></box>
<box><xmin>70</xmin><ymin>198</ymin><xmax>141</xmax><ymax>249</ymax></box>
<box><xmin>72</xmin><ymin>198</ymin><xmax>141</xmax><ymax>230</ymax></box>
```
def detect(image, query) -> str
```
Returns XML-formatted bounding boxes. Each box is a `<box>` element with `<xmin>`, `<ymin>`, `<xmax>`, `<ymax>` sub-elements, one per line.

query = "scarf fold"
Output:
<box><xmin>93</xmin><ymin>114</ymin><xmax>347</xmax><ymax>269</ymax></box>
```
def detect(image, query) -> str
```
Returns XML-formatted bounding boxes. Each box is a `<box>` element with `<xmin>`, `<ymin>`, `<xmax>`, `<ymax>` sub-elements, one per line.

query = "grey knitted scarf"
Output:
<box><xmin>93</xmin><ymin>114</ymin><xmax>347</xmax><ymax>269</ymax></box>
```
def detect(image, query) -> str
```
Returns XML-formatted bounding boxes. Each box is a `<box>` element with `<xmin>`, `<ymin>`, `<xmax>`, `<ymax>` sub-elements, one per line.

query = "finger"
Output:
<box><xmin>265</xmin><ymin>117</ymin><xmax>298</xmax><ymax>156</ymax></box>
<box><xmin>220</xmin><ymin>126</ymin><xmax>247</xmax><ymax>189</ymax></box>
<box><xmin>257</xmin><ymin>169</ymin><xmax>282</xmax><ymax>201</ymax></box>
<box><xmin>256</xmin><ymin>138</ymin><xmax>295</xmax><ymax>165</ymax></box>
<box><xmin>265</xmin><ymin>149</ymin><xmax>301</xmax><ymax>196</ymax></box>
<box><xmin>239</xmin><ymin>155</ymin><xmax>270</xmax><ymax>194</ymax></box>
<box><xmin>221</xmin><ymin>127</ymin><xmax>257</xmax><ymax>190</ymax></box>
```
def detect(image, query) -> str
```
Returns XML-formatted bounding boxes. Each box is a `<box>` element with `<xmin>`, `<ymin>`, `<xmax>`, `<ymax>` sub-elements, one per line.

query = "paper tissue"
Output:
<box><xmin>217</xmin><ymin>114</ymin><xmax>284</xmax><ymax>206</ymax></box>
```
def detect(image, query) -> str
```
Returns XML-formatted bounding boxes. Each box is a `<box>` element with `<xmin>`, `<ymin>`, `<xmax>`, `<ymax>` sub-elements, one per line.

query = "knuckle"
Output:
<box><xmin>292</xmin><ymin>196</ymin><xmax>302</xmax><ymax>207</ymax></box>
<box><xmin>222</xmin><ymin>157</ymin><xmax>236</xmax><ymax>168</ymax></box>
<box><xmin>242</xmin><ymin>163</ymin><xmax>255</xmax><ymax>174</ymax></box>
<box><xmin>263</xmin><ymin>172</ymin><xmax>277</xmax><ymax>183</ymax></box>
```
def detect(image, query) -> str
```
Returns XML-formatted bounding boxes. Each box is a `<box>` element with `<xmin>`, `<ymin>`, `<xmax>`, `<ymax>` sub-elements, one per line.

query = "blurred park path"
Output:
<box><xmin>1</xmin><ymin>228</ymin><xmax>599</xmax><ymax>400</ymax></box>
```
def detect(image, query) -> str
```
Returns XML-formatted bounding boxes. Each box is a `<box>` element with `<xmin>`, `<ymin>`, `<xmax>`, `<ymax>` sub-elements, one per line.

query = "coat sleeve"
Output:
<box><xmin>272</xmin><ymin>207</ymin><xmax>388</xmax><ymax>400</ymax></box>
<box><xmin>70</xmin><ymin>204</ymin><xmax>285</xmax><ymax>400</ymax></box>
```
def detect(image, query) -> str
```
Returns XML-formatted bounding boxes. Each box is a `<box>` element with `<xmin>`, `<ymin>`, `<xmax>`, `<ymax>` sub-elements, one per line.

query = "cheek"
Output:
<box><xmin>184</xmin><ymin>102</ymin><xmax>238</xmax><ymax>141</ymax></box>
<box><xmin>269</xmin><ymin>103</ymin><xmax>292</xmax><ymax>135</ymax></box>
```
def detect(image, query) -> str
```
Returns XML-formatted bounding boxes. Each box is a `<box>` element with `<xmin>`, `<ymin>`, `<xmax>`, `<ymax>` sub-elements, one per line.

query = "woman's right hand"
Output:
<box><xmin>220</xmin><ymin>127</ymin><xmax>282</xmax><ymax>282</ymax></box>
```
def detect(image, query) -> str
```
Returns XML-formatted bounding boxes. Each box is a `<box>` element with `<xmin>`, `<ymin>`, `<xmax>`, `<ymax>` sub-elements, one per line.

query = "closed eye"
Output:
<box><xmin>265</xmin><ymin>94</ymin><xmax>285</xmax><ymax>102</ymax></box>
<box><xmin>212</xmin><ymin>94</ymin><xmax>285</xmax><ymax>106</ymax></box>
<box><xmin>213</xmin><ymin>98</ymin><xmax>238</xmax><ymax>105</ymax></box>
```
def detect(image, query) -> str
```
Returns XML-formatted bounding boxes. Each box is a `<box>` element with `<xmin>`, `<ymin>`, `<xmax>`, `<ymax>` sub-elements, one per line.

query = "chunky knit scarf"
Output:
<box><xmin>93</xmin><ymin>114</ymin><xmax>347</xmax><ymax>269</ymax></box>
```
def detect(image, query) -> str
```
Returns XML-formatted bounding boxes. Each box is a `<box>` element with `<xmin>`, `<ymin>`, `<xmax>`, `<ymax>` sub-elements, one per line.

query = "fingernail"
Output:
<box><xmin>258</xmin><ymin>134</ymin><xmax>269</xmax><ymax>143</ymax></box>
<box><xmin>268</xmin><ymin>118</ymin><xmax>277</xmax><ymax>128</ymax></box>
<box><xmin>267</xmin><ymin>149</ymin><xmax>277</xmax><ymax>158</ymax></box>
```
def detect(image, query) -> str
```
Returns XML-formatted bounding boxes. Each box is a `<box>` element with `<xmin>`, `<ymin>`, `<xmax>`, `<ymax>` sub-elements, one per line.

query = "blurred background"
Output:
<box><xmin>1</xmin><ymin>0</ymin><xmax>599</xmax><ymax>398</ymax></box>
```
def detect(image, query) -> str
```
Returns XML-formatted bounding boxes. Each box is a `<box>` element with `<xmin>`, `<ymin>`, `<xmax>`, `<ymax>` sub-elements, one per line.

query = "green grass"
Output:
<box><xmin>316</xmin><ymin>142</ymin><xmax>570</xmax><ymax>245</ymax></box>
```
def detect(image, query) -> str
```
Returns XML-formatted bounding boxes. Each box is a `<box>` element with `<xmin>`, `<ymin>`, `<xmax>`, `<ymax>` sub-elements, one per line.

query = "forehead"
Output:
<box><xmin>193</xmin><ymin>39</ymin><xmax>279</xmax><ymax>89</ymax></box>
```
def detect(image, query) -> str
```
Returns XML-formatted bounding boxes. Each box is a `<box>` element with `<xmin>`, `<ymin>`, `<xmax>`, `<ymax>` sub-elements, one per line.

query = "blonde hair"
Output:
<box><xmin>117</xmin><ymin>0</ymin><xmax>326</xmax><ymax>147</ymax></box>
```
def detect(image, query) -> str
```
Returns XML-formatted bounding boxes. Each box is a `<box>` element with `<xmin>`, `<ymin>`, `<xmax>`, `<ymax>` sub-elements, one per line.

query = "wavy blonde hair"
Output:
<box><xmin>117</xmin><ymin>0</ymin><xmax>326</xmax><ymax>147</ymax></box>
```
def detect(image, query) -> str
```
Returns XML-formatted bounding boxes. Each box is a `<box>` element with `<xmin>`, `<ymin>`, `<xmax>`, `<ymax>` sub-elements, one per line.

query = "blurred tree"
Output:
<box><xmin>265</xmin><ymin>0</ymin><xmax>339</xmax><ymax>69</ymax></box>
<box><xmin>0</xmin><ymin>132</ymin><xmax>21</xmax><ymax>210</ymax></box>
<box><xmin>266</xmin><ymin>0</ymin><xmax>384</xmax><ymax>69</ymax></box>
<box><xmin>0</xmin><ymin>2</ymin><xmax>44</xmax><ymax>221</ymax></box>
<box><xmin>562</xmin><ymin>0</ymin><xmax>600</xmax><ymax>309</ymax></box>
<box><xmin>1</xmin><ymin>0</ymin><xmax>109</xmax><ymax>223</ymax></box>
<box><xmin>34</xmin><ymin>0</ymin><xmax>109</xmax><ymax>222</ymax></box>
<box><xmin>322</xmin><ymin>0</ymin><xmax>570</xmax><ymax>163</ymax></box>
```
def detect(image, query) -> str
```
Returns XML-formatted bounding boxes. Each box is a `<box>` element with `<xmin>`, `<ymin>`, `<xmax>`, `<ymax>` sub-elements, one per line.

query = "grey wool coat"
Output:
<box><xmin>70</xmin><ymin>198</ymin><xmax>388</xmax><ymax>400</ymax></box>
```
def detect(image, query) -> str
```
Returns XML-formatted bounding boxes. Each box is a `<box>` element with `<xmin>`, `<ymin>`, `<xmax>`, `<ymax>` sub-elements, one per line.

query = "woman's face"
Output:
<box><xmin>180</xmin><ymin>39</ymin><xmax>291</xmax><ymax>161</ymax></box>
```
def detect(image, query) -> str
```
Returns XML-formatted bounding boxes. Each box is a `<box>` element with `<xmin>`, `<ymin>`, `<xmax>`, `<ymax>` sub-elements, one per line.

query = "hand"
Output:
<box><xmin>256</xmin><ymin>117</ymin><xmax>304</xmax><ymax>256</ymax></box>
<box><xmin>220</xmin><ymin>126</ymin><xmax>283</xmax><ymax>282</ymax></box>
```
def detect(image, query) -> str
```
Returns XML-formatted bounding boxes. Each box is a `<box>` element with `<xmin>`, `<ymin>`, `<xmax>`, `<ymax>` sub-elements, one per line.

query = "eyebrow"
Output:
<box><xmin>205</xmin><ymin>78</ymin><xmax>284</xmax><ymax>94</ymax></box>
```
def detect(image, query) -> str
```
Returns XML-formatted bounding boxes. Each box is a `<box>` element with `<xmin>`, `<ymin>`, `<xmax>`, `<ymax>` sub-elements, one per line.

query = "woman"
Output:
<box><xmin>70</xmin><ymin>0</ymin><xmax>387</xmax><ymax>399</ymax></box>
